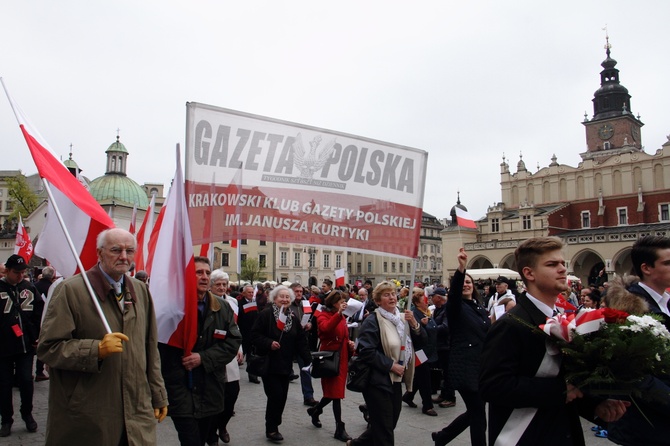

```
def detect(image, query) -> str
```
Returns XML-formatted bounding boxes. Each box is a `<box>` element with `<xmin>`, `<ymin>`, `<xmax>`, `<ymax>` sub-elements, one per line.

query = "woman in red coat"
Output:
<box><xmin>307</xmin><ymin>290</ymin><xmax>355</xmax><ymax>442</ymax></box>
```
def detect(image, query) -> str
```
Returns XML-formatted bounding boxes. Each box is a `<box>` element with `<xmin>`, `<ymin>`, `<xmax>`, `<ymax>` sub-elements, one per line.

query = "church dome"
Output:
<box><xmin>89</xmin><ymin>175</ymin><xmax>149</xmax><ymax>209</ymax></box>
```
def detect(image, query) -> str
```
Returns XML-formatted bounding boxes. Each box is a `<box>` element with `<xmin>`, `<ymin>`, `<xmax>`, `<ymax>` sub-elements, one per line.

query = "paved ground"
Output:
<box><xmin>8</xmin><ymin>365</ymin><xmax>611</xmax><ymax>445</ymax></box>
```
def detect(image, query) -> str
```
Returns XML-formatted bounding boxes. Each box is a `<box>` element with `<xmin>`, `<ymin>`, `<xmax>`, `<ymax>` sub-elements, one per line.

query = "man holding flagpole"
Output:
<box><xmin>37</xmin><ymin>228</ymin><xmax>168</xmax><ymax>446</ymax></box>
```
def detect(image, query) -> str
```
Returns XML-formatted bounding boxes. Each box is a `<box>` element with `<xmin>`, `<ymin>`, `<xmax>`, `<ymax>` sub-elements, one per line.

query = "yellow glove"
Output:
<box><xmin>98</xmin><ymin>332</ymin><xmax>130</xmax><ymax>359</ymax></box>
<box><xmin>154</xmin><ymin>406</ymin><xmax>168</xmax><ymax>423</ymax></box>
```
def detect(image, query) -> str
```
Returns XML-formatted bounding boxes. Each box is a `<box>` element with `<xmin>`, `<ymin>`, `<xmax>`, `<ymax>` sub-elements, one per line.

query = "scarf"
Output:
<box><xmin>272</xmin><ymin>303</ymin><xmax>293</xmax><ymax>332</ymax></box>
<box><xmin>377</xmin><ymin>306</ymin><xmax>413</xmax><ymax>364</ymax></box>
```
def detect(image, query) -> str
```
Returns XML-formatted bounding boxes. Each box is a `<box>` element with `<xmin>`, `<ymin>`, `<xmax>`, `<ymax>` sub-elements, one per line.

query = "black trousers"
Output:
<box><xmin>435</xmin><ymin>388</ymin><xmax>486</xmax><ymax>446</ymax></box>
<box><xmin>437</xmin><ymin>350</ymin><xmax>456</xmax><ymax>401</ymax></box>
<box><xmin>171</xmin><ymin>415</ymin><xmax>215</xmax><ymax>446</ymax></box>
<box><xmin>0</xmin><ymin>353</ymin><xmax>34</xmax><ymax>424</ymax></box>
<box><xmin>261</xmin><ymin>374</ymin><xmax>290</xmax><ymax>433</ymax></box>
<box><xmin>407</xmin><ymin>363</ymin><xmax>434</xmax><ymax>410</ymax></box>
<box><xmin>353</xmin><ymin>382</ymin><xmax>402</xmax><ymax>446</ymax></box>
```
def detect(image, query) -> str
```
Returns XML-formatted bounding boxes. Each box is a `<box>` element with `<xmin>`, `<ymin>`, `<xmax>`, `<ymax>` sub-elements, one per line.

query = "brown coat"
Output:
<box><xmin>37</xmin><ymin>265</ymin><xmax>167</xmax><ymax>446</ymax></box>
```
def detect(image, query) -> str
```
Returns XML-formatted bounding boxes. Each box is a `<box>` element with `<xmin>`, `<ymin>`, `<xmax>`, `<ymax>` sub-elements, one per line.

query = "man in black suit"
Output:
<box><xmin>480</xmin><ymin>237</ymin><xmax>628</xmax><ymax>445</ymax></box>
<box><xmin>628</xmin><ymin>235</ymin><xmax>670</xmax><ymax>329</ymax></box>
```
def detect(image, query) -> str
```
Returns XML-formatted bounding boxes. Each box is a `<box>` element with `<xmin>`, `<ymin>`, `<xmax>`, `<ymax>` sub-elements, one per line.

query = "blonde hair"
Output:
<box><xmin>602</xmin><ymin>275</ymin><xmax>649</xmax><ymax>315</ymax></box>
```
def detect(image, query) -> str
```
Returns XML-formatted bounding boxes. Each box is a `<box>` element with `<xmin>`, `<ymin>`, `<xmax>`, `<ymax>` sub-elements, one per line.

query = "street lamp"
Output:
<box><xmin>304</xmin><ymin>246</ymin><xmax>316</xmax><ymax>286</ymax></box>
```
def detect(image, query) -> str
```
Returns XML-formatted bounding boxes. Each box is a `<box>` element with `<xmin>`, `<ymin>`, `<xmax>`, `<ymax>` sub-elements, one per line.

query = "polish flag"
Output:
<box><xmin>232</xmin><ymin>303</ymin><xmax>239</xmax><ymax>323</ymax></box>
<box><xmin>455</xmin><ymin>207</ymin><xmax>477</xmax><ymax>229</ymax></box>
<box><xmin>2</xmin><ymin>79</ymin><xmax>114</xmax><ymax>277</ymax></box>
<box><xmin>128</xmin><ymin>203</ymin><xmax>138</xmax><ymax>235</ymax></box>
<box><xmin>14</xmin><ymin>215</ymin><xmax>34</xmax><ymax>262</ymax></box>
<box><xmin>243</xmin><ymin>301</ymin><xmax>258</xmax><ymax>313</ymax></box>
<box><xmin>302</xmin><ymin>300</ymin><xmax>312</xmax><ymax>314</ymax></box>
<box><xmin>148</xmin><ymin>145</ymin><xmax>198</xmax><ymax>355</ymax></box>
<box><xmin>314</xmin><ymin>304</ymin><xmax>324</xmax><ymax>316</ymax></box>
<box><xmin>415</xmin><ymin>349</ymin><xmax>428</xmax><ymax>366</ymax></box>
<box><xmin>555</xmin><ymin>293</ymin><xmax>577</xmax><ymax>313</ymax></box>
<box><xmin>276</xmin><ymin>306</ymin><xmax>287</xmax><ymax>330</ymax></box>
<box><xmin>134</xmin><ymin>194</ymin><xmax>155</xmax><ymax>273</ymax></box>
<box><xmin>574</xmin><ymin>308</ymin><xmax>605</xmax><ymax>336</ymax></box>
<box><xmin>213</xmin><ymin>329</ymin><xmax>227</xmax><ymax>340</ymax></box>
<box><xmin>335</xmin><ymin>269</ymin><xmax>345</xmax><ymax>287</ymax></box>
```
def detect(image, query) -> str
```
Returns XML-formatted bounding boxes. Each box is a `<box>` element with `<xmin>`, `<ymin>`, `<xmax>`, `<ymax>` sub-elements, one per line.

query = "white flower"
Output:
<box><xmin>656</xmin><ymin>353</ymin><xmax>662</xmax><ymax>362</ymax></box>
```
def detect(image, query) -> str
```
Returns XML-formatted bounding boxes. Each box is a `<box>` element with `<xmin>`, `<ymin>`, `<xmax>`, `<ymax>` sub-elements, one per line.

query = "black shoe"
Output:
<box><xmin>402</xmin><ymin>392</ymin><xmax>417</xmax><ymax>408</ymax></box>
<box><xmin>266</xmin><ymin>431</ymin><xmax>284</xmax><ymax>442</ymax></box>
<box><xmin>307</xmin><ymin>407</ymin><xmax>322</xmax><ymax>428</ymax></box>
<box><xmin>334</xmin><ymin>422</ymin><xmax>352</xmax><ymax>442</ymax></box>
<box><xmin>303</xmin><ymin>398</ymin><xmax>318</xmax><ymax>407</ymax></box>
<box><xmin>358</xmin><ymin>404</ymin><xmax>369</xmax><ymax>423</ymax></box>
<box><xmin>0</xmin><ymin>423</ymin><xmax>11</xmax><ymax>437</ymax></box>
<box><xmin>23</xmin><ymin>415</ymin><xmax>37</xmax><ymax>433</ymax></box>
<box><xmin>289</xmin><ymin>374</ymin><xmax>299</xmax><ymax>381</ymax></box>
<box><xmin>220</xmin><ymin>430</ymin><xmax>230</xmax><ymax>443</ymax></box>
<box><xmin>423</xmin><ymin>408</ymin><xmax>438</xmax><ymax>416</ymax></box>
<box><xmin>249</xmin><ymin>376</ymin><xmax>261</xmax><ymax>384</ymax></box>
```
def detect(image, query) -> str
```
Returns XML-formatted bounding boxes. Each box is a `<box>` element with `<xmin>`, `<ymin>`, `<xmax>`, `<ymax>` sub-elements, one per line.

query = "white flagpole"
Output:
<box><xmin>42</xmin><ymin>179</ymin><xmax>112</xmax><ymax>334</ymax></box>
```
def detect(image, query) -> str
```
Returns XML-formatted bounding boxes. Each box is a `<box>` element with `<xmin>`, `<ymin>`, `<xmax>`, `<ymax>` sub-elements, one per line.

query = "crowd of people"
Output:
<box><xmin>1</xmin><ymin>232</ymin><xmax>669</xmax><ymax>445</ymax></box>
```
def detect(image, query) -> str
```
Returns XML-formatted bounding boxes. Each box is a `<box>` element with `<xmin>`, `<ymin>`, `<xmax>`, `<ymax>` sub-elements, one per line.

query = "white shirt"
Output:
<box><xmin>525</xmin><ymin>292</ymin><xmax>556</xmax><ymax>318</ymax></box>
<box><xmin>638</xmin><ymin>282</ymin><xmax>670</xmax><ymax>317</ymax></box>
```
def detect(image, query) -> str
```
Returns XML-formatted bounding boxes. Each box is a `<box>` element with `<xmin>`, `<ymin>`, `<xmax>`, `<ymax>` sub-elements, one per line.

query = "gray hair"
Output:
<box><xmin>210</xmin><ymin>269</ymin><xmax>230</xmax><ymax>284</ymax></box>
<box><xmin>96</xmin><ymin>228</ymin><xmax>137</xmax><ymax>249</ymax></box>
<box><xmin>42</xmin><ymin>266</ymin><xmax>56</xmax><ymax>281</ymax></box>
<box><xmin>268</xmin><ymin>285</ymin><xmax>295</xmax><ymax>304</ymax></box>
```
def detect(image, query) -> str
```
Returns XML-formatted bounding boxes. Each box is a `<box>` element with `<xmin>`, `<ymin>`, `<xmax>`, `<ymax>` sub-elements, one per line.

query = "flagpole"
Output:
<box><xmin>42</xmin><ymin>178</ymin><xmax>112</xmax><ymax>334</ymax></box>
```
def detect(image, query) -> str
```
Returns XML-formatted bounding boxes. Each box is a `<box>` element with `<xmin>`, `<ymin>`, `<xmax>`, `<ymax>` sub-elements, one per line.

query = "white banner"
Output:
<box><xmin>185</xmin><ymin>102</ymin><xmax>428</xmax><ymax>258</ymax></box>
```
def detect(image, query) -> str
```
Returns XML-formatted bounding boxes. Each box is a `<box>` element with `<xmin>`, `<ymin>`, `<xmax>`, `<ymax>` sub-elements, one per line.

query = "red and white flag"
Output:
<box><xmin>314</xmin><ymin>304</ymin><xmax>324</xmax><ymax>316</ymax></box>
<box><xmin>335</xmin><ymin>268</ymin><xmax>345</xmax><ymax>287</ymax></box>
<box><xmin>14</xmin><ymin>214</ymin><xmax>34</xmax><ymax>262</ymax></box>
<box><xmin>243</xmin><ymin>301</ymin><xmax>258</xmax><ymax>313</ymax></box>
<box><xmin>147</xmin><ymin>145</ymin><xmax>198</xmax><ymax>355</ymax></box>
<box><xmin>302</xmin><ymin>300</ymin><xmax>312</xmax><ymax>314</ymax></box>
<box><xmin>455</xmin><ymin>207</ymin><xmax>477</xmax><ymax>229</ymax></box>
<box><xmin>415</xmin><ymin>349</ymin><xmax>428</xmax><ymax>366</ymax></box>
<box><xmin>128</xmin><ymin>203</ymin><xmax>138</xmax><ymax>235</ymax></box>
<box><xmin>276</xmin><ymin>306</ymin><xmax>287</xmax><ymax>330</ymax></box>
<box><xmin>213</xmin><ymin>329</ymin><xmax>227</xmax><ymax>340</ymax></box>
<box><xmin>2</xmin><ymin>79</ymin><xmax>114</xmax><ymax>277</ymax></box>
<box><xmin>134</xmin><ymin>193</ymin><xmax>155</xmax><ymax>273</ymax></box>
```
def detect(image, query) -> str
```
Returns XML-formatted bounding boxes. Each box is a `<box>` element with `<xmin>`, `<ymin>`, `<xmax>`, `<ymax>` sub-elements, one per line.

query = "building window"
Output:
<box><xmin>259</xmin><ymin>254</ymin><xmax>266</xmax><ymax>268</ymax></box>
<box><xmin>522</xmin><ymin>215</ymin><xmax>531</xmax><ymax>230</ymax></box>
<box><xmin>356</xmin><ymin>262</ymin><xmax>362</xmax><ymax>274</ymax></box>
<box><xmin>383</xmin><ymin>262</ymin><xmax>388</xmax><ymax>273</ymax></box>
<box><xmin>323</xmin><ymin>254</ymin><xmax>330</xmax><ymax>269</ymax></box>
<box><xmin>309</xmin><ymin>252</ymin><xmax>315</xmax><ymax>268</ymax></box>
<box><xmin>222</xmin><ymin>253</ymin><xmax>229</xmax><ymax>267</ymax></box>
<box><xmin>280</xmin><ymin>251</ymin><xmax>287</xmax><ymax>267</ymax></box>
<box><xmin>391</xmin><ymin>262</ymin><xmax>396</xmax><ymax>273</ymax></box>
<box><xmin>335</xmin><ymin>254</ymin><xmax>342</xmax><ymax>269</ymax></box>
<box><xmin>347</xmin><ymin>262</ymin><xmax>352</xmax><ymax>273</ymax></box>
<box><xmin>241</xmin><ymin>239</ymin><xmax>247</xmax><ymax>245</ymax></box>
<box><xmin>436</xmin><ymin>245</ymin><xmax>440</xmax><ymax>254</ymax></box>
<box><xmin>367</xmin><ymin>262</ymin><xmax>372</xmax><ymax>273</ymax></box>
<box><xmin>660</xmin><ymin>204</ymin><xmax>670</xmax><ymax>222</ymax></box>
<box><xmin>399</xmin><ymin>262</ymin><xmax>403</xmax><ymax>273</ymax></box>
<box><xmin>491</xmin><ymin>218</ymin><xmax>500</xmax><ymax>233</ymax></box>
<box><xmin>617</xmin><ymin>207</ymin><xmax>628</xmax><ymax>225</ymax></box>
<box><xmin>581</xmin><ymin>211</ymin><xmax>591</xmax><ymax>228</ymax></box>
<box><xmin>259</xmin><ymin>240</ymin><xmax>266</xmax><ymax>246</ymax></box>
<box><xmin>407</xmin><ymin>263</ymin><xmax>411</xmax><ymax>272</ymax></box>
<box><xmin>240</xmin><ymin>254</ymin><xmax>247</xmax><ymax>262</ymax></box>
<box><xmin>294</xmin><ymin>252</ymin><xmax>301</xmax><ymax>267</ymax></box>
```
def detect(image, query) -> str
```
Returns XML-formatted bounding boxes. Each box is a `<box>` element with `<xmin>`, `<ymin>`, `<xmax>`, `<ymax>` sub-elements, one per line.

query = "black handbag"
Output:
<box><xmin>247</xmin><ymin>351</ymin><xmax>270</xmax><ymax>377</ymax></box>
<box><xmin>310</xmin><ymin>350</ymin><xmax>340</xmax><ymax>378</ymax></box>
<box><xmin>346</xmin><ymin>355</ymin><xmax>370</xmax><ymax>392</ymax></box>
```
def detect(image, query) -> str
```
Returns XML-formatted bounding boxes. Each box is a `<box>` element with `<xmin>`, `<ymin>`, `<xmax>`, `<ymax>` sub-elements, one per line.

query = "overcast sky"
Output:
<box><xmin>2</xmin><ymin>1</ymin><xmax>668</xmax><ymax>222</ymax></box>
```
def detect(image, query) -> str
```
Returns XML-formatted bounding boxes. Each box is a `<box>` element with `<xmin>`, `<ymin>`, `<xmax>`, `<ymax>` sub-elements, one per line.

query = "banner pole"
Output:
<box><xmin>42</xmin><ymin>179</ymin><xmax>112</xmax><ymax>334</ymax></box>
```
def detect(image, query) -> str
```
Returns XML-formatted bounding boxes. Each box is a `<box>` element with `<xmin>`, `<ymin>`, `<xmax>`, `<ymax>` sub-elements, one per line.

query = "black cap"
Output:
<box><xmin>495</xmin><ymin>276</ymin><xmax>509</xmax><ymax>284</ymax></box>
<box><xmin>433</xmin><ymin>287</ymin><xmax>447</xmax><ymax>296</ymax></box>
<box><xmin>6</xmin><ymin>254</ymin><xmax>28</xmax><ymax>271</ymax></box>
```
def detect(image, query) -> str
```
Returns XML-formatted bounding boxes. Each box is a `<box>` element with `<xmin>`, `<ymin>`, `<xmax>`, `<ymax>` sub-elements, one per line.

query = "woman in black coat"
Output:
<box><xmin>251</xmin><ymin>285</ymin><xmax>311</xmax><ymax>443</ymax></box>
<box><xmin>432</xmin><ymin>248</ymin><xmax>490</xmax><ymax>446</ymax></box>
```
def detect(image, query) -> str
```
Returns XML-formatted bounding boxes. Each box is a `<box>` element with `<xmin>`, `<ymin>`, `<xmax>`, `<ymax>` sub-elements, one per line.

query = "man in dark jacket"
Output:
<box><xmin>0</xmin><ymin>254</ymin><xmax>40</xmax><ymax>437</ymax></box>
<box><xmin>627</xmin><ymin>235</ymin><xmax>670</xmax><ymax>329</ymax></box>
<box><xmin>480</xmin><ymin>237</ymin><xmax>628</xmax><ymax>445</ymax></box>
<box><xmin>158</xmin><ymin>256</ymin><xmax>242</xmax><ymax>446</ymax></box>
<box><xmin>430</xmin><ymin>287</ymin><xmax>456</xmax><ymax>408</ymax></box>
<box><xmin>237</xmin><ymin>283</ymin><xmax>260</xmax><ymax>383</ymax></box>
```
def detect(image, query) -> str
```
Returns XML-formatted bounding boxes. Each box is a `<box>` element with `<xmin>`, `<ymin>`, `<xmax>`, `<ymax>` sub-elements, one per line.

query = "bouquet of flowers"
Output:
<box><xmin>540</xmin><ymin>308</ymin><xmax>670</xmax><ymax>395</ymax></box>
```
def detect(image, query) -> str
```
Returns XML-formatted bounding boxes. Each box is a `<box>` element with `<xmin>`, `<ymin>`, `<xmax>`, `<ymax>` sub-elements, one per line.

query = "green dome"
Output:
<box><xmin>89</xmin><ymin>174</ymin><xmax>149</xmax><ymax>209</ymax></box>
<box><xmin>63</xmin><ymin>158</ymin><xmax>80</xmax><ymax>170</ymax></box>
<box><xmin>106</xmin><ymin>137</ymin><xmax>129</xmax><ymax>154</ymax></box>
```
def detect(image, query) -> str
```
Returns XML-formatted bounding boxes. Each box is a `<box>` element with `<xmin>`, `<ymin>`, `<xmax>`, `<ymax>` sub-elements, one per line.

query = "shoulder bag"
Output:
<box><xmin>310</xmin><ymin>350</ymin><xmax>340</xmax><ymax>378</ymax></box>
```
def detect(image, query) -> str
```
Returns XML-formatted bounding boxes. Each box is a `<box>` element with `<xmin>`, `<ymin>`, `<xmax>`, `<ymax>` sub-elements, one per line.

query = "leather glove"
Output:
<box><xmin>98</xmin><ymin>332</ymin><xmax>130</xmax><ymax>359</ymax></box>
<box><xmin>154</xmin><ymin>406</ymin><xmax>168</xmax><ymax>423</ymax></box>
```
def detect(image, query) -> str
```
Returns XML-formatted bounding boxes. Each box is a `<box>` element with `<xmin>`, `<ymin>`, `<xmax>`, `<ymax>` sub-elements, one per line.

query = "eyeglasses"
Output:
<box><xmin>107</xmin><ymin>247</ymin><xmax>136</xmax><ymax>255</ymax></box>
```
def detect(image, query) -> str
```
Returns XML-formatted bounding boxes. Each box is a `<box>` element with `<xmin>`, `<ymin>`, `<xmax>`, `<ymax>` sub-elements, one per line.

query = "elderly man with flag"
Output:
<box><xmin>158</xmin><ymin>256</ymin><xmax>242</xmax><ymax>446</ymax></box>
<box><xmin>37</xmin><ymin>228</ymin><xmax>168</xmax><ymax>446</ymax></box>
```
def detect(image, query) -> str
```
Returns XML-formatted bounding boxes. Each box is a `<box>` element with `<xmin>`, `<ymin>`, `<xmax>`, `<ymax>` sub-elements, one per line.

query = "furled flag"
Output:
<box><xmin>13</xmin><ymin>214</ymin><xmax>33</xmax><ymax>262</ymax></box>
<box><xmin>243</xmin><ymin>300</ymin><xmax>258</xmax><ymax>314</ymax></box>
<box><xmin>2</xmin><ymin>79</ymin><xmax>114</xmax><ymax>277</ymax></box>
<box><xmin>128</xmin><ymin>203</ymin><xmax>138</xmax><ymax>235</ymax></box>
<box><xmin>134</xmin><ymin>193</ymin><xmax>155</xmax><ymax>273</ymax></box>
<box><xmin>455</xmin><ymin>207</ymin><xmax>477</xmax><ymax>229</ymax></box>
<box><xmin>335</xmin><ymin>268</ymin><xmax>345</xmax><ymax>287</ymax></box>
<box><xmin>147</xmin><ymin>145</ymin><xmax>198</xmax><ymax>355</ymax></box>
<box><xmin>276</xmin><ymin>305</ymin><xmax>287</xmax><ymax>330</ymax></box>
<box><xmin>415</xmin><ymin>349</ymin><xmax>428</xmax><ymax>367</ymax></box>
